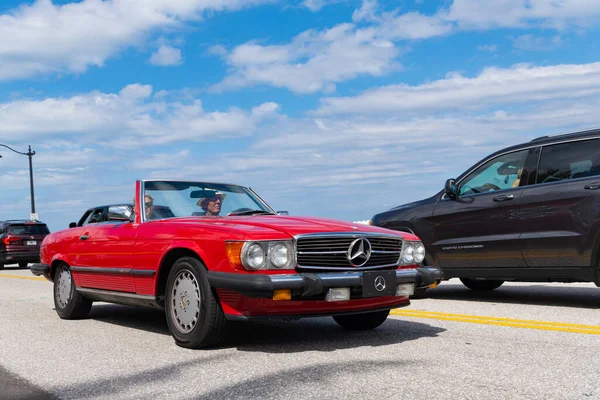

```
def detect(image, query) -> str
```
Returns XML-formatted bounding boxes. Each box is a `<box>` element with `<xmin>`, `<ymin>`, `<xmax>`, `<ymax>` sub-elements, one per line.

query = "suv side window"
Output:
<box><xmin>458</xmin><ymin>149</ymin><xmax>529</xmax><ymax>196</ymax></box>
<box><xmin>536</xmin><ymin>138</ymin><xmax>600</xmax><ymax>184</ymax></box>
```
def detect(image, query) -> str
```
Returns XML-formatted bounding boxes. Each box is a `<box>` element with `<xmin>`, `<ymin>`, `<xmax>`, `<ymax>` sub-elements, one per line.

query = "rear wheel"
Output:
<box><xmin>333</xmin><ymin>310</ymin><xmax>390</xmax><ymax>330</ymax></box>
<box><xmin>0</xmin><ymin>263</ymin><xmax>4</xmax><ymax>270</ymax></box>
<box><xmin>18</xmin><ymin>262</ymin><xmax>28</xmax><ymax>268</ymax></box>
<box><xmin>53</xmin><ymin>264</ymin><xmax>92</xmax><ymax>319</ymax></box>
<box><xmin>165</xmin><ymin>257</ymin><xmax>227</xmax><ymax>349</ymax></box>
<box><xmin>460</xmin><ymin>278</ymin><xmax>504</xmax><ymax>291</ymax></box>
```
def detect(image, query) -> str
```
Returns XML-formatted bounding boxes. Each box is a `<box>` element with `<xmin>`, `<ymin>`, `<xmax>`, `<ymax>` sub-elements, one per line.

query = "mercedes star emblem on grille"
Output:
<box><xmin>347</xmin><ymin>238</ymin><xmax>372</xmax><ymax>267</ymax></box>
<box><xmin>374</xmin><ymin>276</ymin><xmax>386</xmax><ymax>292</ymax></box>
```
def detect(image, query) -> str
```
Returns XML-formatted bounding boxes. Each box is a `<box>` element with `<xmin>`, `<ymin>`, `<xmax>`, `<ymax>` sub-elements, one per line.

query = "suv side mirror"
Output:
<box><xmin>69</xmin><ymin>222</ymin><xmax>77</xmax><ymax>228</ymax></box>
<box><xmin>444</xmin><ymin>179</ymin><xmax>457</xmax><ymax>199</ymax></box>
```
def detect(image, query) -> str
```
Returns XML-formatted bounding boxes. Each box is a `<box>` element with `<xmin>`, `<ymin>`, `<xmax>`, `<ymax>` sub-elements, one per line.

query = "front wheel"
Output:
<box><xmin>165</xmin><ymin>257</ymin><xmax>227</xmax><ymax>349</ymax></box>
<box><xmin>460</xmin><ymin>278</ymin><xmax>504</xmax><ymax>291</ymax></box>
<box><xmin>53</xmin><ymin>264</ymin><xmax>92</xmax><ymax>319</ymax></box>
<box><xmin>333</xmin><ymin>310</ymin><xmax>390</xmax><ymax>330</ymax></box>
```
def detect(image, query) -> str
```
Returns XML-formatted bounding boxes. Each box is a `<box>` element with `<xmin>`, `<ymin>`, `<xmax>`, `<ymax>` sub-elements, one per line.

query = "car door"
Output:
<box><xmin>73</xmin><ymin>206</ymin><xmax>138</xmax><ymax>293</ymax></box>
<box><xmin>519</xmin><ymin>138</ymin><xmax>600</xmax><ymax>267</ymax></box>
<box><xmin>430</xmin><ymin>148</ymin><xmax>534</xmax><ymax>269</ymax></box>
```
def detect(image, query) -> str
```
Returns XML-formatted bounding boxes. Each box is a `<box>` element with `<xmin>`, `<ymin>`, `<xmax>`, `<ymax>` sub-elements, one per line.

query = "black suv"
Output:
<box><xmin>0</xmin><ymin>220</ymin><xmax>50</xmax><ymax>269</ymax></box>
<box><xmin>371</xmin><ymin>128</ymin><xmax>600</xmax><ymax>293</ymax></box>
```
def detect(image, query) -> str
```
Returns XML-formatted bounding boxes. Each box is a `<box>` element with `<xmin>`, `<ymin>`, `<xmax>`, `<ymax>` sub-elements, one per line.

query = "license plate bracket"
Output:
<box><xmin>362</xmin><ymin>270</ymin><xmax>396</xmax><ymax>297</ymax></box>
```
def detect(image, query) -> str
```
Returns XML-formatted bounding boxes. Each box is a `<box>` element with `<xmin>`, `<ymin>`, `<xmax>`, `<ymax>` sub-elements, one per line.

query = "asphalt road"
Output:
<box><xmin>2</xmin><ymin>267</ymin><xmax>600</xmax><ymax>400</ymax></box>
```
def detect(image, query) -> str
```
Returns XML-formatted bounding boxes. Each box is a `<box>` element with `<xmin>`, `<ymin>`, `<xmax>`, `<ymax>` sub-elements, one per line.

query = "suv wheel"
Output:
<box><xmin>333</xmin><ymin>310</ymin><xmax>390</xmax><ymax>330</ymax></box>
<box><xmin>0</xmin><ymin>263</ymin><xmax>4</xmax><ymax>270</ymax></box>
<box><xmin>165</xmin><ymin>257</ymin><xmax>228</xmax><ymax>349</ymax></box>
<box><xmin>460</xmin><ymin>278</ymin><xmax>504</xmax><ymax>291</ymax></box>
<box><xmin>53</xmin><ymin>264</ymin><xmax>93</xmax><ymax>319</ymax></box>
<box><xmin>18</xmin><ymin>262</ymin><xmax>28</xmax><ymax>268</ymax></box>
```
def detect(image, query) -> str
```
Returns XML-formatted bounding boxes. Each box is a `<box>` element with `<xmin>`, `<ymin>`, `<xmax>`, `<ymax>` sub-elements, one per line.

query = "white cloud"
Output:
<box><xmin>0</xmin><ymin>84</ymin><xmax>280</xmax><ymax>144</ymax></box>
<box><xmin>513</xmin><ymin>34</ymin><xmax>562</xmax><ymax>51</ymax></box>
<box><xmin>0</xmin><ymin>0</ymin><xmax>274</xmax><ymax>80</ymax></box>
<box><xmin>316</xmin><ymin>61</ymin><xmax>600</xmax><ymax>115</ymax></box>
<box><xmin>149</xmin><ymin>45</ymin><xmax>183</xmax><ymax>66</ymax></box>
<box><xmin>209</xmin><ymin>0</ymin><xmax>600</xmax><ymax>94</ymax></box>
<box><xmin>477</xmin><ymin>44</ymin><xmax>498</xmax><ymax>52</ymax></box>
<box><xmin>213</xmin><ymin>23</ymin><xmax>400</xmax><ymax>93</ymax></box>
<box><xmin>446</xmin><ymin>0</ymin><xmax>600</xmax><ymax>29</ymax></box>
<box><xmin>302</xmin><ymin>0</ymin><xmax>345</xmax><ymax>12</ymax></box>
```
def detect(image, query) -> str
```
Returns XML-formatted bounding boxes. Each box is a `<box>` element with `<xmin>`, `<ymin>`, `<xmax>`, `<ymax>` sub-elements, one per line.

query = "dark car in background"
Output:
<box><xmin>371</xmin><ymin>128</ymin><xmax>600</xmax><ymax>294</ymax></box>
<box><xmin>0</xmin><ymin>220</ymin><xmax>50</xmax><ymax>269</ymax></box>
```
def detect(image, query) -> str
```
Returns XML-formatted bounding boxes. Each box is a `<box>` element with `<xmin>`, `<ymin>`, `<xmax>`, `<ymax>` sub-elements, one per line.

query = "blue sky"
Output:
<box><xmin>1</xmin><ymin>0</ymin><xmax>600</xmax><ymax>232</ymax></box>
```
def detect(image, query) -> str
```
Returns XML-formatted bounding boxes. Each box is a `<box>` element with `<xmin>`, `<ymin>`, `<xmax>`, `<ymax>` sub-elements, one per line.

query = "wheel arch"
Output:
<box><xmin>155</xmin><ymin>247</ymin><xmax>206</xmax><ymax>303</ymax></box>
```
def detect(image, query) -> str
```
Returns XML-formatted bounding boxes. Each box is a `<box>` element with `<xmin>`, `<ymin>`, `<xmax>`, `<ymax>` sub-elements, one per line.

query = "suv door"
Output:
<box><xmin>430</xmin><ymin>148</ymin><xmax>533</xmax><ymax>269</ymax></box>
<box><xmin>519</xmin><ymin>138</ymin><xmax>600</xmax><ymax>267</ymax></box>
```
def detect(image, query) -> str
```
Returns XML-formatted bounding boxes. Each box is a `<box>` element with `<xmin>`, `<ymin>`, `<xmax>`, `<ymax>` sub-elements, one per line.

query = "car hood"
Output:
<box><xmin>160</xmin><ymin>215</ymin><xmax>411</xmax><ymax>239</ymax></box>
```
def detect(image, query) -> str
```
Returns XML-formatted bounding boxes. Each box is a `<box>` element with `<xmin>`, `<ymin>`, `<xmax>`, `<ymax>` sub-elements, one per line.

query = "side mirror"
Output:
<box><xmin>69</xmin><ymin>222</ymin><xmax>77</xmax><ymax>228</ymax></box>
<box><xmin>277</xmin><ymin>211</ymin><xmax>289</xmax><ymax>215</ymax></box>
<box><xmin>444</xmin><ymin>179</ymin><xmax>457</xmax><ymax>199</ymax></box>
<box><xmin>108</xmin><ymin>205</ymin><xmax>133</xmax><ymax>221</ymax></box>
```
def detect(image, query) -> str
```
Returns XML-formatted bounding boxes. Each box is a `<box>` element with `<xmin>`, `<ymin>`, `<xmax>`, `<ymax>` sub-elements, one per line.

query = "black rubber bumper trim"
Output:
<box><xmin>207</xmin><ymin>267</ymin><xmax>442</xmax><ymax>297</ymax></box>
<box><xmin>30</xmin><ymin>263</ymin><xmax>52</xmax><ymax>282</ymax></box>
<box><xmin>30</xmin><ymin>263</ymin><xmax>49</xmax><ymax>276</ymax></box>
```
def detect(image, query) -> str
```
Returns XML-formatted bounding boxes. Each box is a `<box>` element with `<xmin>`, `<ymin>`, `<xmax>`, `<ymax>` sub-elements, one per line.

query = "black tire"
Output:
<box><xmin>53</xmin><ymin>264</ymin><xmax>92</xmax><ymax>319</ymax></box>
<box><xmin>460</xmin><ymin>278</ymin><xmax>504</xmax><ymax>291</ymax></box>
<box><xmin>0</xmin><ymin>263</ymin><xmax>4</xmax><ymax>270</ymax></box>
<box><xmin>18</xmin><ymin>262</ymin><xmax>28</xmax><ymax>268</ymax></box>
<box><xmin>165</xmin><ymin>257</ymin><xmax>227</xmax><ymax>349</ymax></box>
<box><xmin>333</xmin><ymin>310</ymin><xmax>390</xmax><ymax>330</ymax></box>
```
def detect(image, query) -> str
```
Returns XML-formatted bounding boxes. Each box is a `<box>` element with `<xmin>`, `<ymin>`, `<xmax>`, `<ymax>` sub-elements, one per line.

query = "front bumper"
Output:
<box><xmin>0</xmin><ymin>251</ymin><xmax>40</xmax><ymax>264</ymax></box>
<box><xmin>207</xmin><ymin>267</ymin><xmax>442</xmax><ymax>299</ymax></box>
<box><xmin>30</xmin><ymin>263</ymin><xmax>52</xmax><ymax>281</ymax></box>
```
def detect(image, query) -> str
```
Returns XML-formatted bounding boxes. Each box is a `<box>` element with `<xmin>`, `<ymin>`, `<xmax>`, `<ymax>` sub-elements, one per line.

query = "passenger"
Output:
<box><xmin>196</xmin><ymin>192</ymin><xmax>226</xmax><ymax>216</ymax></box>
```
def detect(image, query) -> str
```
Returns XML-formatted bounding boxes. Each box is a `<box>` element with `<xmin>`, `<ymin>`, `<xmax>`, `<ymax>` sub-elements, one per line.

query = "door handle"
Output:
<box><xmin>493</xmin><ymin>194</ymin><xmax>515</xmax><ymax>202</ymax></box>
<box><xmin>79</xmin><ymin>234</ymin><xmax>89</xmax><ymax>240</ymax></box>
<box><xmin>584</xmin><ymin>184</ymin><xmax>600</xmax><ymax>190</ymax></box>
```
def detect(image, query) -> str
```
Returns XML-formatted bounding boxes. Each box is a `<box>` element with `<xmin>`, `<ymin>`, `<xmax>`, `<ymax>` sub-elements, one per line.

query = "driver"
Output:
<box><xmin>196</xmin><ymin>192</ymin><xmax>227</xmax><ymax>216</ymax></box>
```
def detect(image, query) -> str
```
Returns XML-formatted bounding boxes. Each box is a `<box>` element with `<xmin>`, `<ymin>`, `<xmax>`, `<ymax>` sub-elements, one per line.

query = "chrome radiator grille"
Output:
<box><xmin>296</xmin><ymin>234</ymin><xmax>402</xmax><ymax>270</ymax></box>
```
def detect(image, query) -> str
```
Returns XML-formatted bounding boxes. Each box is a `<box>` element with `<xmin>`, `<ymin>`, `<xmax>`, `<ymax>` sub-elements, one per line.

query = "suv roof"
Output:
<box><xmin>529</xmin><ymin>127</ymin><xmax>600</xmax><ymax>144</ymax></box>
<box><xmin>1</xmin><ymin>220</ymin><xmax>46</xmax><ymax>224</ymax></box>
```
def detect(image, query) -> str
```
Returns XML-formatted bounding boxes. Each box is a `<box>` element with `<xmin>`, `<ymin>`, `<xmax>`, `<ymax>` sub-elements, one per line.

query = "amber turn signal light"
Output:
<box><xmin>272</xmin><ymin>289</ymin><xmax>291</xmax><ymax>301</ymax></box>
<box><xmin>224</xmin><ymin>242</ymin><xmax>245</xmax><ymax>270</ymax></box>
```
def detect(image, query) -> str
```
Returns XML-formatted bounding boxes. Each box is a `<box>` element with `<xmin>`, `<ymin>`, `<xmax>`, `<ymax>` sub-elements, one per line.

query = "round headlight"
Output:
<box><xmin>402</xmin><ymin>243</ymin><xmax>415</xmax><ymax>264</ymax></box>
<box><xmin>244</xmin><ymin>243</ymin><xmax>266</xmax><ymax>270</ymax></box>
<box><xmin>270</xmin><ymin>242</ymin><xmax>292</xmax><ymax>268</ymax></box>
<box><xmin>414</xmin><ymin>243</ymin><xmax>425</xmax><ymax>264</ymax></box>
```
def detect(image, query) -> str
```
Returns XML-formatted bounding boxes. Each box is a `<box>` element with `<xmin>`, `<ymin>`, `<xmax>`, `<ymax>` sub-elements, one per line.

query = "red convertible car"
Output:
<box><xmin>32</xmin><ymin>180</ymin><xmax>441</xmax><ymax>349</ymax></box>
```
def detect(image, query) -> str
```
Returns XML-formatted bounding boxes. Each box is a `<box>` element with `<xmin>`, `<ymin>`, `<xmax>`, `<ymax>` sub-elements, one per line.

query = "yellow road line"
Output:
<box><xmin>391</xmin><ymin>309</ymin><xmax>600</xmax><ymax>335</ymax></box>
<box><xmin>0</xmin><ymin>274</ymin><xmax>46</xmax><ymax>281</ymax></box>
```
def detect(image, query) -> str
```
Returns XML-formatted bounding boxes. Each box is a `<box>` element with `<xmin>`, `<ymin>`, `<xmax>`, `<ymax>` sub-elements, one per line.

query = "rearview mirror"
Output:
<box><xmin>444</xmin><ymin>179</ymin><xmax>457</xmax><ymax>199</ymax></box>
<box><xmin>69</xmin><ymin>222</ymin><xmax>77</xmax><ymax>228</ymax></box>
<box><xmin>108</xmin><ymin>205</ymin><xmax>133</xmax><ymax>221</ymax></box>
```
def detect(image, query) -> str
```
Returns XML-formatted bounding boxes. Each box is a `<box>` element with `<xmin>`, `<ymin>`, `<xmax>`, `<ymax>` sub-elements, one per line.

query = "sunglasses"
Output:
<box><xmin>145</xmin><ymin>201</ymin><xmax>153</xmax><ymax>207</ymax></box>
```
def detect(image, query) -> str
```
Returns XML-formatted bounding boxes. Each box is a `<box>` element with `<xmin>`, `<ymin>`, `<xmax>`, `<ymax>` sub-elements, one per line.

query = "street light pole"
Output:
<box><xmin>0</xmin><ymin>144</ymin><xmax>37</xmax><ymax>218</ymax></box>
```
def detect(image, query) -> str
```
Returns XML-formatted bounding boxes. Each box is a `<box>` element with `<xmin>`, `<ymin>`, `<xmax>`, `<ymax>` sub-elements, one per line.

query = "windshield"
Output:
<box><xmin>142</xmin><ymin>181</ymin><xmax>275</xmax><ymax>220</ymax></box>
<box><xmin>7</xmin><ymin>224</ymin><xmax>50</xmax><ymax>235</ymax></box>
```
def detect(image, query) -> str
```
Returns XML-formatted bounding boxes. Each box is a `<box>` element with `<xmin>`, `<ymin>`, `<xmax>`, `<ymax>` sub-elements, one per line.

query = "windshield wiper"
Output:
<box><xmin>228</xmin><ymin>209</ymin><xmax>276</xmax><ymax>216</ymax></box>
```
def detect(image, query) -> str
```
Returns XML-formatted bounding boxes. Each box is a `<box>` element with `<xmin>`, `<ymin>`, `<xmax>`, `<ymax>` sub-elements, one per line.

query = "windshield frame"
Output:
<box><xmin>139</xmin><ymin>180</ymin><xmax>277</xmax><ymax>223</ymax></box>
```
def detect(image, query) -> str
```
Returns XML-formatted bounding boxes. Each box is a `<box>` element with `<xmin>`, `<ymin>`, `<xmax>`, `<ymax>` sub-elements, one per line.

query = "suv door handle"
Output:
<box><xmin>79</xmin><ymin>235</ymin><xmax>89</xmax><ymax>240</ymax></box>
<box><xmin>493</xmin><ymin>194</ymin><xmax>515</xmax><ymax>202</ymax></box>
<box><xmin>584</xmin><ymin>184</ymin><xmax>600</xmax><ymax>190</ymax></box>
